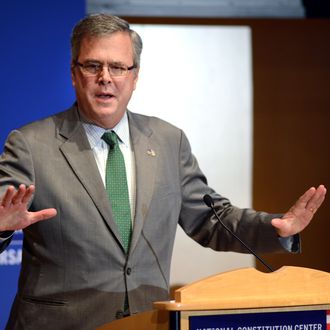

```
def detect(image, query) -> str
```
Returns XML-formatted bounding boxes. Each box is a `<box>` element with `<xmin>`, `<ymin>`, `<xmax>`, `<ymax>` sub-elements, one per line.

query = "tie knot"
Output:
<box><xmin>102</xmin><ymin>131</ymin><xmax>118</xmax><ymax>149</ymax></box>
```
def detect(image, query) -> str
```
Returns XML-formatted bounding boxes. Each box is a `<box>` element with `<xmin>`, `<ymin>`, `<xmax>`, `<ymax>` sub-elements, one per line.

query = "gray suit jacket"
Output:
<box><xmin>0</xmin><ymin>104</ymin><xmax>291</xmax><ymax>329</ymax></box>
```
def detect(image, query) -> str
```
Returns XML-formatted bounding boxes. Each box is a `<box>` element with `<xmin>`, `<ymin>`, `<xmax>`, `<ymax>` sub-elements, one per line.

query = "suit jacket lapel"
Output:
<box><xmin>128</xmin><ymin>112</ymin><xmax>158</xmax><ymax>254</ymax></box>
<box><xmin>57</xmin><ymin>106</ymin><xmax>123</xmax><ymax>246</ymax></box>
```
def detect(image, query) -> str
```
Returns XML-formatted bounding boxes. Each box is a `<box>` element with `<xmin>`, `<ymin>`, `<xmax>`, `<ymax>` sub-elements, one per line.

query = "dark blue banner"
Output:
<box><xmin>0</xmin><ymin>1</ymin><xmax>85</xmax><ymax>328</ymax></box>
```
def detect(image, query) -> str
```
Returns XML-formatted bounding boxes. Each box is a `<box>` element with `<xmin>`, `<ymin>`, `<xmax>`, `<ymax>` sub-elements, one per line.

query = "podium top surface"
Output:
<box><xmin>154</xmin><ymin>266</ymin><xmax>330</xmax><ymax>311</ymax></box>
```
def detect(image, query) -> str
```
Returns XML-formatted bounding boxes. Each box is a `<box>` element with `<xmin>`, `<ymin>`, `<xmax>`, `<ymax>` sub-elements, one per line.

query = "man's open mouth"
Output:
<box><xmin>96</xmin><ymin>92</ymin><xmax>114</xmax><ymax>99</ymax></box>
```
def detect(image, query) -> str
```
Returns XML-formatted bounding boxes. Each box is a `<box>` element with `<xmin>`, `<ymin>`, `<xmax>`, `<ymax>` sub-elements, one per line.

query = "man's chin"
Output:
<box><xmin>93</xmin><ymin>101</ymin><xmax>118</xmax><ymax>115</ymax></box>
<box><xmin>95</xmin><ymin>99</ymin><xmax>116</xmax><ymax>108</ymax></box>
<box><xmin>95</xmin><ymin>109</ymin><xmax>126</xmax><ymax>128</ymax></box>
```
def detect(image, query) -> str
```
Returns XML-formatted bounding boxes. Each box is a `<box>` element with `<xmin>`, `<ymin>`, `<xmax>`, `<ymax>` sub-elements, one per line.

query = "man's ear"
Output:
<box><xmin>71</xmin><ymin>62</ymin><xmax>76</xmax><ymax>87</ymax></box>
<box><xmin>133</xmin><ymin>67</ymin><xmax>140</xmax><ymax>90</ymax></box>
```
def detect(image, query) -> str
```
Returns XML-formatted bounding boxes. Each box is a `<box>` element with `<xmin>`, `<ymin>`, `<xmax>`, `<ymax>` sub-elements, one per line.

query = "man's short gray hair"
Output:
<box><xmin>71</xmin><ymin>14</ymin><xmax>143</xmax><ymax>67</ymax></box>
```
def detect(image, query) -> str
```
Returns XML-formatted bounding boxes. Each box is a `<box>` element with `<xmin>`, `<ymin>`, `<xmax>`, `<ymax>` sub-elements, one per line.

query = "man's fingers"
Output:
<box><xmin>12</xmin><ymin>184</ymin><xmax>28</xmax><ymax>204</ymax></box>
<box><xmin>30</xmin><ymin>208</ymin><xmax>57</xmax><ymax>224</ymax></box>
<box><xmin>0</xmin><ymin>184</ymin><xmax>35</xmax><ymax>207</ymax></box>
<box><xmin>21</xmin><ymin>185</ymin><xmax>35</xmax><ymax>204</ymax></box>
<box><xmin>296</xmin><ymin>187</ymin><xmax>316</xmax><ymax>207</ymax></box>
<box><xmin>305</xmin><ymin>185</ymin><xmax>327</xmax><ymax>214</ymax></box>
<box><xmin>0</xmin><ymin>186</ymin><xmax>16</xmax><ymax>207</ymax></box>
<box><xmin>294</xmin><ymin>185</ymin><xmax>326</xmax><ymax>210</ymax></box>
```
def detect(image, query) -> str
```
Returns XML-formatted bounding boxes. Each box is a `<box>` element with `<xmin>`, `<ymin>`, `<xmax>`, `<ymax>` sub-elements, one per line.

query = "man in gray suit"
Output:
<box><xmin>0</xmin><ymin>14</ymin><xmax>326</xmax><ymax>329</ymax></box>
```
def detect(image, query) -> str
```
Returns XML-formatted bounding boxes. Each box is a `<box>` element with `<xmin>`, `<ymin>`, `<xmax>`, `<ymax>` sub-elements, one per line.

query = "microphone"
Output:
<box><xmin>203</xmin><ymin>194</ymin><xmax>274</xmax><ymax>272</ymax></box>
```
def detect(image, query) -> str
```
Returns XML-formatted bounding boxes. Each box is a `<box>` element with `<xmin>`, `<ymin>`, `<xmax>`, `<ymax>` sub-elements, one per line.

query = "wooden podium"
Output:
<box><xmin>97</xmin><ymin>266</ymin><xmax>330</xmax><ymax>330</ymax></box>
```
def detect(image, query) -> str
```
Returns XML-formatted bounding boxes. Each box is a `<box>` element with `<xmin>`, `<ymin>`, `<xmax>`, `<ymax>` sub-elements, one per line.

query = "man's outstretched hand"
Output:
<box><xmin>0</xmin><ymin>184</ymin><xmax>57</xmax><ymax>232</ymax></box>
<box><xmin>271</xmin><ymin>185</ymin><xmax>326</xmax><ymax>237</ymax></box>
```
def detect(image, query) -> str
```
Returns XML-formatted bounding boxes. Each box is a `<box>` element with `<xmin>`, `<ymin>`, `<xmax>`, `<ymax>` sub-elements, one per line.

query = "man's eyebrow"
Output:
<box><xmin>109</xmin><ymin>61</ymin><xmax>127</xmax><ymax>66</ymax></box>
<box><xmin>80</xmin><ymin>59</ymin><xmax>102</xmax><ymax>64</ymax></box>
<box><xmin>81</xmin><ymin>59</ymin><xmax>128</xmax><ymax>66</ymax></box>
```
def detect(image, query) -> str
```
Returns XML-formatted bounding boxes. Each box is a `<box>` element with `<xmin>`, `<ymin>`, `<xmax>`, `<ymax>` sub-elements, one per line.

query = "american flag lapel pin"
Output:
<box><xmin>147</xmin><ymin>148</ymin><xmax>156</xmax><ymax>157</ymax></box>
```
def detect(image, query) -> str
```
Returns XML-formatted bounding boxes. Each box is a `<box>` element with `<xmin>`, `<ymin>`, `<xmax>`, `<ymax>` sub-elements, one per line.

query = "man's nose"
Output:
<box><xmin>98</xmin><ymin>66</ymin><xmax>112</xmax><ymax>84</ymax></box>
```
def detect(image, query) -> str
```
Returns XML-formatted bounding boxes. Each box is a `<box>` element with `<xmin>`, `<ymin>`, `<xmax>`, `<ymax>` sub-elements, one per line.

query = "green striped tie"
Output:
<box><xmin>102</xmin><ymin>131</ymin><xmax>132</xmax><ymax>253</ymax></box>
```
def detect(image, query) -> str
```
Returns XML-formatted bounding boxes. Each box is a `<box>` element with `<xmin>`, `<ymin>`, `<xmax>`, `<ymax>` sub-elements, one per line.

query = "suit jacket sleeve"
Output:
<box><xmin>0</xmin><ymin>129</ymin><xmax>35</xmax><ymax>252</ymax></box>
<box><xmin>177</xmin><ymin>130</ymin><xmax>300</xmax><ymax>254</ymax></box>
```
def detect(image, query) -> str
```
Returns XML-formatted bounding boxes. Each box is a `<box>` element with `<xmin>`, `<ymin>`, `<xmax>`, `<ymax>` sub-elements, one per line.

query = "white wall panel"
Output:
<box><xmin>129</xmin><ymin>25</ymin><xmax>254</xmax><ymax>286</ymax></box>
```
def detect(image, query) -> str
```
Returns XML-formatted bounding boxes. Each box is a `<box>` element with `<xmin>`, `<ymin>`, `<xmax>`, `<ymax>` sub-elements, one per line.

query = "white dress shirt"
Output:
<box><xmin>82</xmin><ymin>112</ymin><xmax>136</xmax><ymax>220</ymax></box>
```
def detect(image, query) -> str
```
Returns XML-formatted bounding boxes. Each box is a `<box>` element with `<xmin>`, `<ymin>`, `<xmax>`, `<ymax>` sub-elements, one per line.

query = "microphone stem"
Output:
<box><xmin>209</xmin><ymin>206</ymin><xmax>274</xmax><ymax>273</ymax></box>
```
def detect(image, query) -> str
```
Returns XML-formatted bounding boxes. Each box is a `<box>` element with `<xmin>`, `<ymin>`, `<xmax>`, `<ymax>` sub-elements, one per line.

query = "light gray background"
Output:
<box><xmin>88</xmin><ymin>0</ymin><xmax>305</xmax><ymax>17</ymax></box>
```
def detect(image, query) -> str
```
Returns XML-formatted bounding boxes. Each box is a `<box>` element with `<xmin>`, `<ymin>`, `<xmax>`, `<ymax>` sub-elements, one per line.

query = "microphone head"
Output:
<box><xmin>203</xmin><ymin>194</ymin><xmax>214</xmax><ymax>208</ymax></box>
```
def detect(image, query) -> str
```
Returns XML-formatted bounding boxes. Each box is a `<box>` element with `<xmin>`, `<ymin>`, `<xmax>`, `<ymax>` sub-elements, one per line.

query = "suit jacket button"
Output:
<box><xmin>116</xmin><ymin>310</ymin><xmax>124</xmax><ymax>319</ymax></box>
<box><xmin>126</xmin><ymin>267</ymin><xmax>132</xmax><ymax>275</ymax></box>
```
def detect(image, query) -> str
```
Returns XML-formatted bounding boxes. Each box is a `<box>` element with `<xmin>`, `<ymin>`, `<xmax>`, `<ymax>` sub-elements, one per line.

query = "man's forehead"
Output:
<box><xmin>78</xmin><ymin>33</ymin><xmax>134</xmax><ymax>59</ymax></box>
<box><xmin>79</xmin><ymin>33</ymin><xmax>132</xmax><ymax>49</ymax></box>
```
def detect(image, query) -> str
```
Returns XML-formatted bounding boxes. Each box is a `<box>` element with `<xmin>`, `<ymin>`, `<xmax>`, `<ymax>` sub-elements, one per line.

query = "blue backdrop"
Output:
<box><xmin>0</xmin><ymin>1</ymin><xmax>85</xmax><ymax>327</ymax></box>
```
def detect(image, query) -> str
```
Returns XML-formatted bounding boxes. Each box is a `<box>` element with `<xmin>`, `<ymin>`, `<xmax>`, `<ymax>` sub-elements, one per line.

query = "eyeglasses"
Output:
<box><xmin>75</xmin><ymin>61</ymin><xmax>136</xmax><ymax>77</ymax></box>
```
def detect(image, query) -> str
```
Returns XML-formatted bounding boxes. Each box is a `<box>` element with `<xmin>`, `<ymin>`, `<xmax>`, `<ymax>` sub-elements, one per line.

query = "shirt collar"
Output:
<box><xmin>82</xmin><ymin>112</ymin><xmax>130</xmax><ymax>149</ymax></box>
